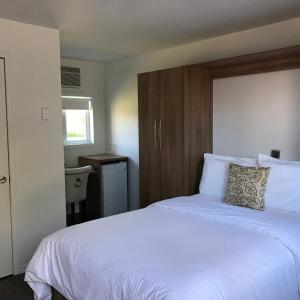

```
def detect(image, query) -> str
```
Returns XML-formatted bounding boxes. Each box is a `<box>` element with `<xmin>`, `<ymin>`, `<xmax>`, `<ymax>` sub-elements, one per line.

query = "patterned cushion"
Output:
<box><xmin>224</xmin><ymin>163</ymin><xmax>270</xmax><ymax>210</ymax></box>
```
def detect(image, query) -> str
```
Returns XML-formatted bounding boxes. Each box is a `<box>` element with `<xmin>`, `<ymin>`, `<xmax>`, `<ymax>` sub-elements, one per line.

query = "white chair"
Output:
<box><xmin>65</xmin><ymin>165</ymin><xmax>92</xmax><ymax>224</ymax></box>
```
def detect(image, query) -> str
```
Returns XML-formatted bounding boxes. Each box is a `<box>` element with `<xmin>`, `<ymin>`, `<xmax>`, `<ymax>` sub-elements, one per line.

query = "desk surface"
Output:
<box><xmin>79</xmin><ymin>154</ymin><xmax>128</xmax><ymax>167</ymax></box>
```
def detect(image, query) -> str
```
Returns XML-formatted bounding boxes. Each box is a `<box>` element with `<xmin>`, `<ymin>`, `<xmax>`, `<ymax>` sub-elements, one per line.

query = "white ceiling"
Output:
<box><xmin>1</xmin><ymin>0</ymin><xmax>300</xmax><ymax>61</ymax></box>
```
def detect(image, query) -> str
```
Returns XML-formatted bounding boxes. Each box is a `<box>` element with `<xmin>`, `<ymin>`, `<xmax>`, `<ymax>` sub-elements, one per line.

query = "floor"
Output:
<box><xmin>67</xmin><ymin>211</ymin><xmax>87</xmax><ymax>226</ymax></box>
<box><xmin>0</xmin><ymin>274</ymin><xmax>34</xmax><ymax>300</ymax></box>
<box><xmin>67</xmin><ymin>201</ymin><xmax>87</xmax><ymax>227</ymax></box>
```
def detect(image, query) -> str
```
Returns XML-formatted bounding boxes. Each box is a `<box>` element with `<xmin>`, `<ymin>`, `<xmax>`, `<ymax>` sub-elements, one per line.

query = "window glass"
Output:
<box><xmin>65</xmin><ymin>110</ymin><xmax>88</xmax><ymax>142</ymax></box>
<box><xmin>62</xmin><ymin>96</ymin><xmax>94</xmax><ymax>146</ymax></box>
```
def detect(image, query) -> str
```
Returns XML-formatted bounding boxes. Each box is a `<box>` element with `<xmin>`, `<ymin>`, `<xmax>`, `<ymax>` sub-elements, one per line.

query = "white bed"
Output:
<box><xmin>25</xmin><ymin>194</ymin><xmax>300</xmax><ymax>300</ymax></box>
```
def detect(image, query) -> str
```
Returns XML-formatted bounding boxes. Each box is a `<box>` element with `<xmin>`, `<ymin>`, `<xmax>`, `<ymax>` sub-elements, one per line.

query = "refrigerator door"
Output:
<box><xmin>101</xmin><ymin>162</ymin><xmax>128</xmax><ymax>217</ymax></box>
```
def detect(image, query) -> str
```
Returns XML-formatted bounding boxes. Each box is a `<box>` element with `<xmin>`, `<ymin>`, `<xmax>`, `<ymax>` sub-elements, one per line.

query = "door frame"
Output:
<box><xmin>0</xmin><ymin>51</ymin><xmax>17</xmax><ymax>274</ymax></box>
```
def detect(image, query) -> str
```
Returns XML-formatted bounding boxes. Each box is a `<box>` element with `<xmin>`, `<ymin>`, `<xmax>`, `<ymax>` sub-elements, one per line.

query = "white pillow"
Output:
<box><xmin>258</xmin><ymin>153</ymin><xmax>300</xmax><ymax>165</ymax></box>
<box><xmin>258</xmin><ymin>153</ymin><xmax>300</xmax><ymax>212</ymax></box>
<box><xmin>199</xmin><ymin>153</ymin><xmax>257</xmax><ymax>198</ymax></box>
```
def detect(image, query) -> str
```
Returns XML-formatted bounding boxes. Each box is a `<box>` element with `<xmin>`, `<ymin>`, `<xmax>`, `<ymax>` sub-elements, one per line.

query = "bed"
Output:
<box><xmin>25</xmin><ymin>193</ymin><xmax>300</xmax><ymax>300</ymax></box>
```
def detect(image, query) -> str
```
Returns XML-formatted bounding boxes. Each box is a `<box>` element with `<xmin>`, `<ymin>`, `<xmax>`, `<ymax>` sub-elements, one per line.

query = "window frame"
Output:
<box><xmin>62</xmin><ymin>96</ymin><xmax>95</xmax><ymax>147</ymax></box>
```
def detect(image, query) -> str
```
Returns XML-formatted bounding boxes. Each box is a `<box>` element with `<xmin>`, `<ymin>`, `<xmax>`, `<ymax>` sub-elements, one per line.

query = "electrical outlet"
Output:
<box><xmin>271</xmin><ymin>149</ymin><xmax>280</xmax><ymax>159</ymax></box>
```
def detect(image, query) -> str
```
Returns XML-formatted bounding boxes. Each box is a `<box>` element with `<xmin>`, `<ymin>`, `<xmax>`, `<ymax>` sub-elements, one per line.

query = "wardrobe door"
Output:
<box><xmin>138</xmin><ymin>71</ymin><xmax>161</xmax><ymax>207</ymax></box>
<box><xmin>159</xmin><ymin>67</ymin><xmax>186</xmax><ymax>199</ymax></box>
<box><xmin>184</xmin><ymin>65</ymin><xmax>212</xmax><ymax>194</ymax></box>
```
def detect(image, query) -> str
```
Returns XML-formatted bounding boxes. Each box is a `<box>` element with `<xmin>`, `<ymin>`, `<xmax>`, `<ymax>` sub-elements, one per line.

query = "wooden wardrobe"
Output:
<box><xmin>138</xmin><ymin>65</ymin><xmax>212</xmax><ymax>207</ymax></box>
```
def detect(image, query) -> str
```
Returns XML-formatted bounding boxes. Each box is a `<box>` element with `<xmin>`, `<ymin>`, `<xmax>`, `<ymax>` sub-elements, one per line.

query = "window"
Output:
<box><xmin>62</xmin><ymin>96</ymin><xmax>94</xmax><ymax>146</ymax></box>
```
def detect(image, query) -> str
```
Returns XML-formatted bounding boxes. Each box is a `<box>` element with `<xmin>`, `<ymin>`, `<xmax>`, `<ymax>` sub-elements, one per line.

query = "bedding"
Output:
<box><xmin>25</xmin><ymin>194</ymin><xmax>300</xmax><ymax>300</ymax></box>
<box><xmin>199</xmin><ymin>153</ymin><xmax>257</xmax><ymax>198</ymax></box>
<box><xmin>258</xmin><ymin>153</ymin><xmax>300</xmax><ymax>165</ymax></box>
<box><xmin>258</xmin><ymin>153</ymin><xmax>300</xmax><ymax>212</ymax></box>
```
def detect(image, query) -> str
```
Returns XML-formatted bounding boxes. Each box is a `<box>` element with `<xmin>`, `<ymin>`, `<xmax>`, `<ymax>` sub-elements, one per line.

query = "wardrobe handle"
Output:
<box><xmin>159</xmin><ymin>120</ymin><xmax>162</xmax><ymax>151</ymax></box>
<box><xmin>154</xmin><ymin>120</ymin><xmax>158</xmax><ymax>150</ymax></box>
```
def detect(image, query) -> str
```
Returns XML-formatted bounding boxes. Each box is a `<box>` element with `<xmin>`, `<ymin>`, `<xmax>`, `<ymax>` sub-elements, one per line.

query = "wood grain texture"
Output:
<box><xmin>160</xmin><ymin>67</ymin><xmax>185</xmax><ymax>200</ymax></box>
<box><xmin>184</xmin><ymin>66</ymin><xmax>212</xmax><ymax>194</ymax></box>
<box><xmin>79</xmin><ymin>154</ymin><xmax>128</xmax><ymax>171</ymax></box>
<box><xmin>138</xmin><ymin>66</ymin><xmax>212</xmax><ymax>206</ymax></box>
<box><xmin>202</xmin><ymin>44</ymin><xmax>300</xmax><ymax>79</ymax></box>
<box><xmin>138</xmin><ymin>45</ymin><xmax>300</xmax><ymax>207</ymax></box>
<box><xmin>138</xmin><ymin>72</ymin><xmax>162</xmax><ymax>207</ymax></box>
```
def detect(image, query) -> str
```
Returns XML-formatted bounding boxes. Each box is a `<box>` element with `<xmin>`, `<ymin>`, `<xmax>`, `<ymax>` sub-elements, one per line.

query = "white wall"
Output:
<box><xmin>213</xmin><ymin>69</ymin><xmax>300</xmax><ymax>161</ymax></box>
<box><xmin>0</xmin><ymin>18</ymin><xmax>66</xmax><ymax>273</ymax></box>
<box><xmin>61</xmin><ymin>58</ymin><xmax>107</xmax><ymax>167</ymax></box>
<box><xmin>106</xmin><ymin>17</ymin><xmax>300</xmax><ymax>210</ymax></box>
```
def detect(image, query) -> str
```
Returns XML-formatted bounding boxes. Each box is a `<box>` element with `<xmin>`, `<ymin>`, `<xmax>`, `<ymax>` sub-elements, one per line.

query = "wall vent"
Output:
<box><xmin>61</xmin><ymin>66</ymin><xmax>81</xmax><ymax>88</ymax></box>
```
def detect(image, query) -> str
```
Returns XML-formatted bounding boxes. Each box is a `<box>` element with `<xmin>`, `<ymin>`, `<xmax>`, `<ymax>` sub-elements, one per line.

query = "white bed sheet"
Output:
<box><xmin>25</xmin><ymin>194</ymin><xmax>300</xmax><ymax>300</ymax></box>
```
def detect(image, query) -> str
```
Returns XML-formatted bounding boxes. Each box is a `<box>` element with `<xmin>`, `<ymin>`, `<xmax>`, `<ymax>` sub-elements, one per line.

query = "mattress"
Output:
<box><xmin>25</xmin><ymin>194</ymin><xmax>300</xmax><ymax>300</ymax></box>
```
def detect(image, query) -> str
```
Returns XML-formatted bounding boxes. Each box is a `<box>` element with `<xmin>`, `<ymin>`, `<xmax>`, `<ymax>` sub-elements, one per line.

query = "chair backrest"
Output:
<box><xmin>65</xmin><ymin>165</ymin><xmax>92</xmax><ymax>204</ymax></box>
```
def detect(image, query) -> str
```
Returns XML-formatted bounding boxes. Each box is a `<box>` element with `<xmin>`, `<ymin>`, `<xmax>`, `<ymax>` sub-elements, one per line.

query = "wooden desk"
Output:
<box><xmin>79</xmin><ymin>154</ymin><xmax>128</xmax><ymax>220</ymax></box>
<box><xmin>79</xmin><ymin>154</ymin><xmax>128</xmax><ymax>170</ymax></box>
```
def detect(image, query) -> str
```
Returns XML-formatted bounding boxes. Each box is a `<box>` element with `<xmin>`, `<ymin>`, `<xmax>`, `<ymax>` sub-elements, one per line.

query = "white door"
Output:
<box><xmin>0</xmin><ymin>58</ymin><xmax>12</xmax><ymax>278</ymax></box>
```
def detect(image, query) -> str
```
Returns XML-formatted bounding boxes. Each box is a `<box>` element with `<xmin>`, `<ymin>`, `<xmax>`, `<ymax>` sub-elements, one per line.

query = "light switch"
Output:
<box><xmin>41</xmin><ymin>107</ymin><xmax>50</xmax><ymax>120</ymax></box>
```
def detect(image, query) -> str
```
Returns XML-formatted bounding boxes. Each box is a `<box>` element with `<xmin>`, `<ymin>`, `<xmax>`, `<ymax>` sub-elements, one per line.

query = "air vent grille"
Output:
<box><xmin>61</xmin><ymin>66</ymin><xmax>81</xmax><ymax>88</ymax></box>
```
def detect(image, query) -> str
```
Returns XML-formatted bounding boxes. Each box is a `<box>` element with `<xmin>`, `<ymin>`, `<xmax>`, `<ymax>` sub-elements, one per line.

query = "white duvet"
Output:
<box><xmin>25</xmin><ymin>194</ymin><xmax>300</xmax><ymax>300</ymax></box>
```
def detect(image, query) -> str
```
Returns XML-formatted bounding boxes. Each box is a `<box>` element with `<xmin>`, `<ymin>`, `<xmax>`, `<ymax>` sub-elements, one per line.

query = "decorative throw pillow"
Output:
<box><xmin>224</xmin><ymin>163</ymin><xmax>270</xmax><ymax>210</ymax></box>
